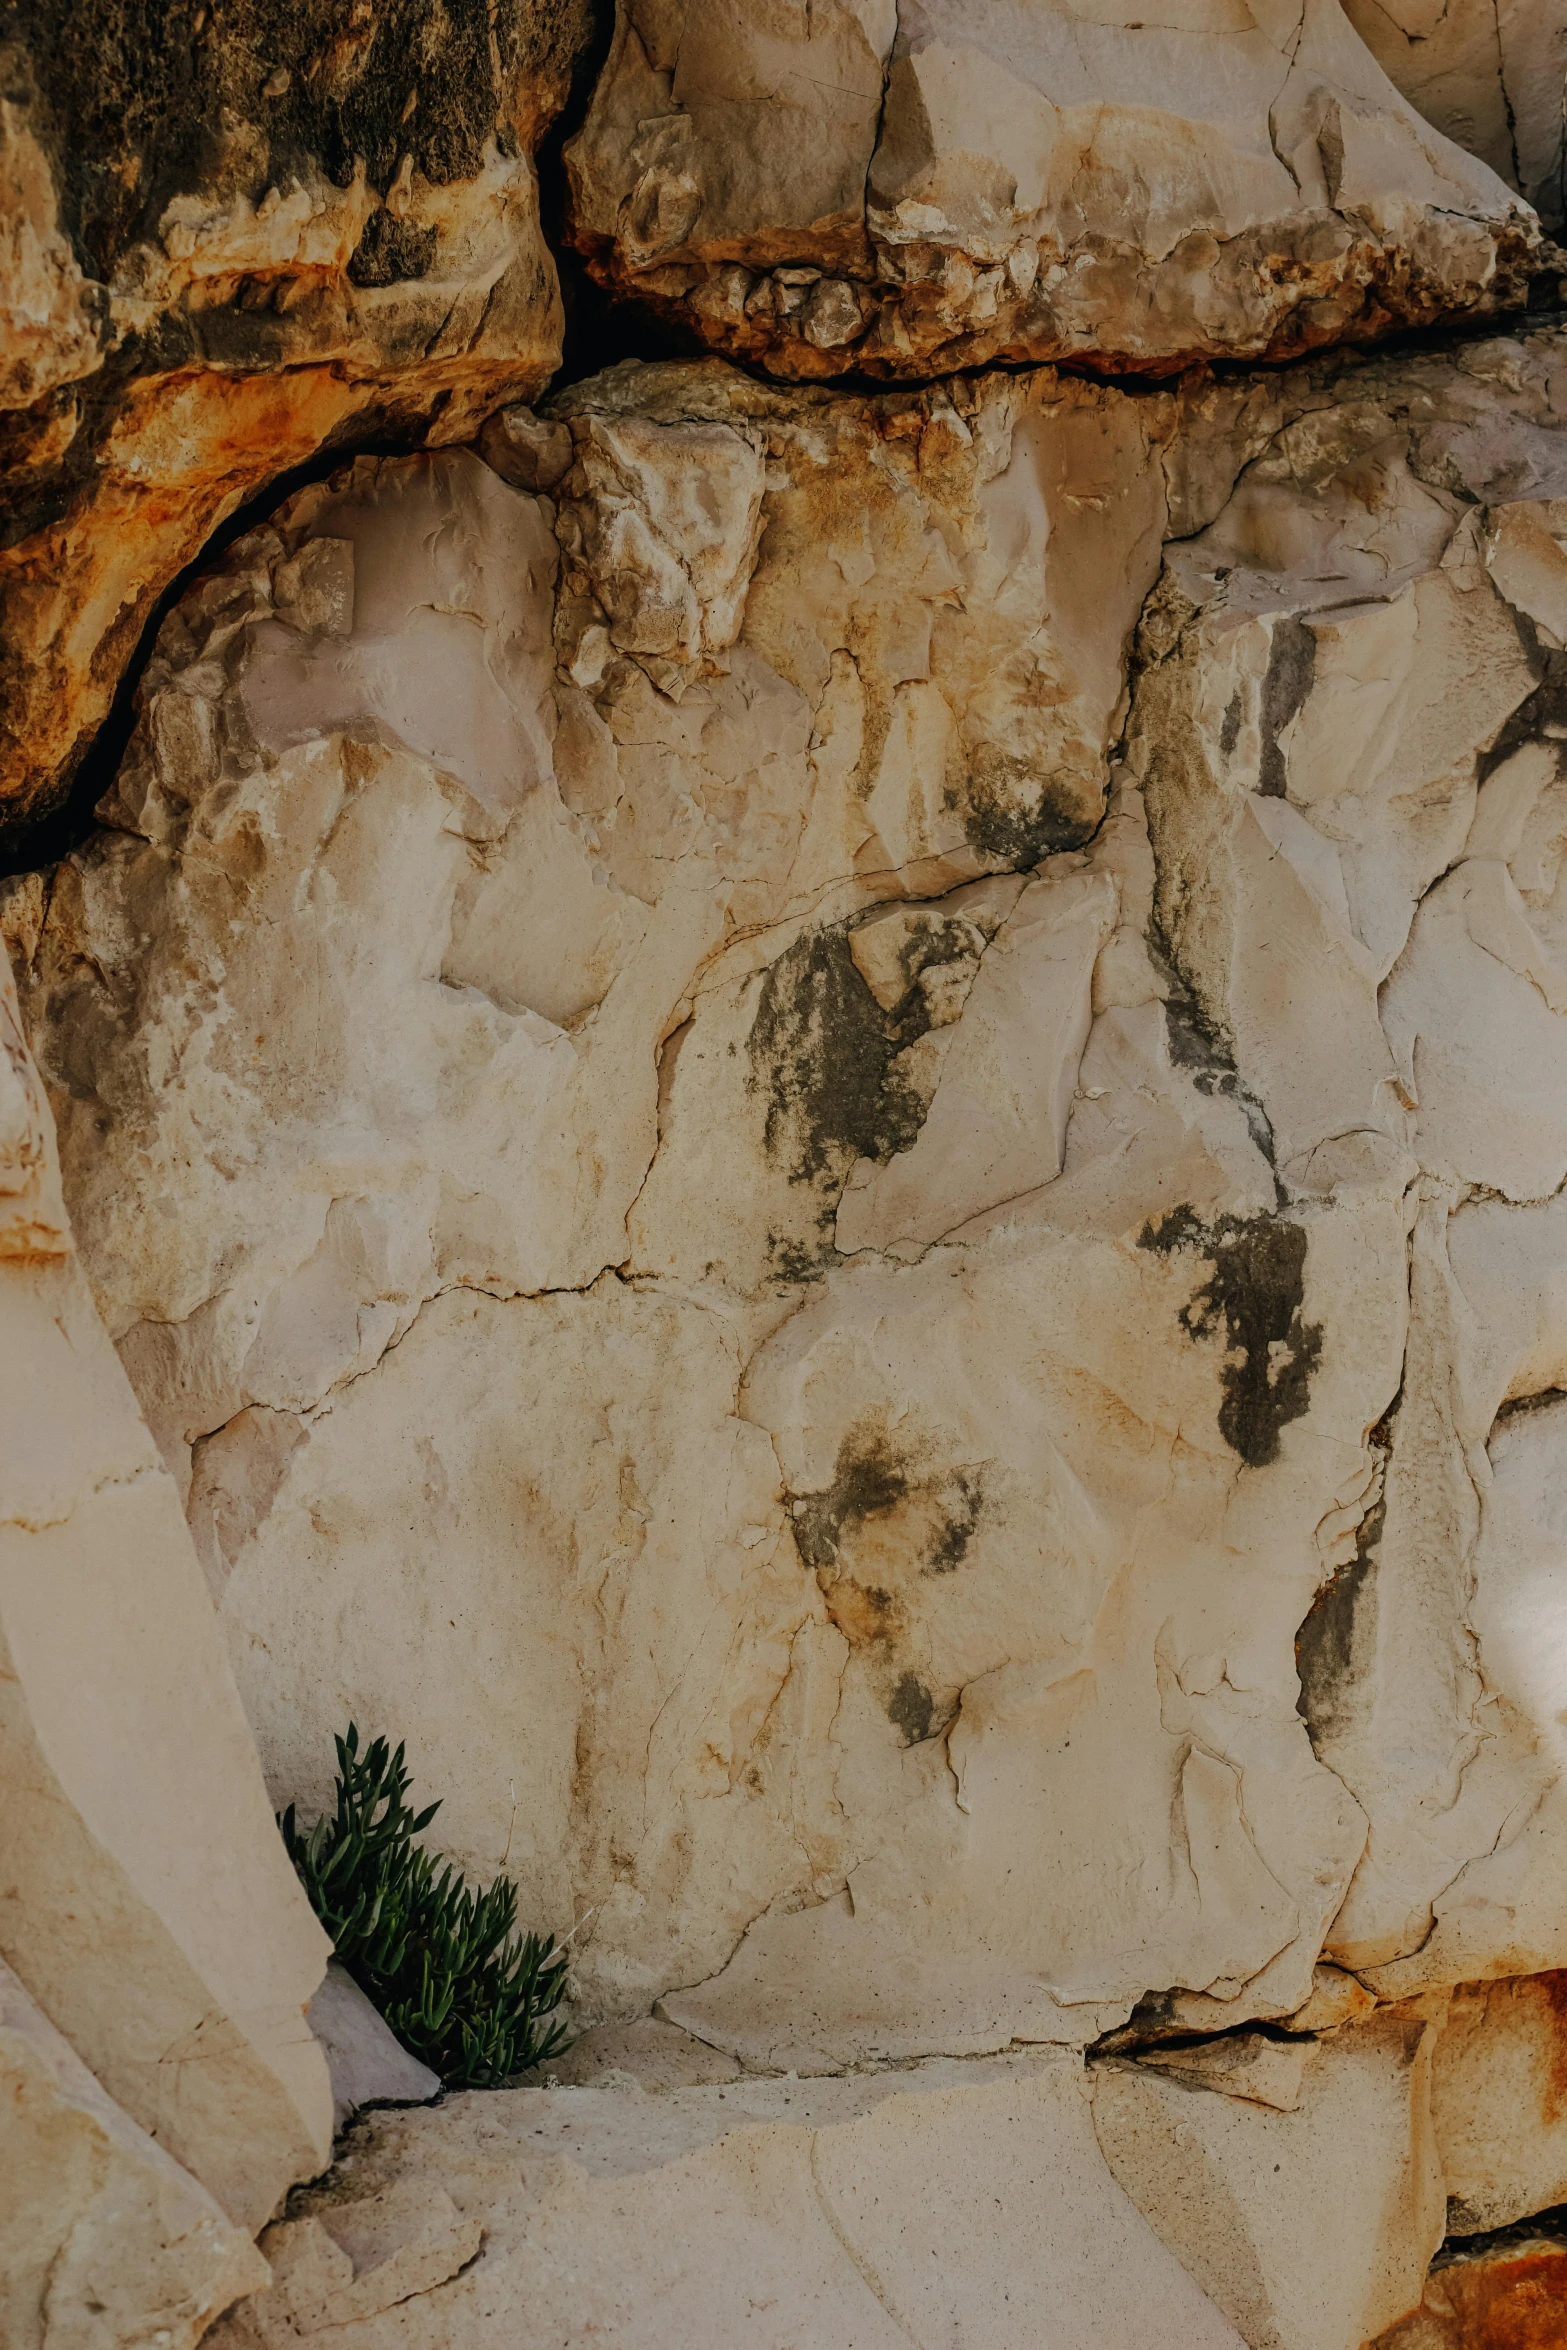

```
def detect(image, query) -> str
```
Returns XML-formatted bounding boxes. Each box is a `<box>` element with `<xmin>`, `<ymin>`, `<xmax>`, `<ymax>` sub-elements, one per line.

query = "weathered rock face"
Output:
<box><xmin>208</xmin><ymin>2051</ymin><xmax>1251</xmax><ymax>2350</ymax></box>
<box><xmin>0</xmin><ymin>938</ymin><xmax>332</xmax><ymax>2236</ymax></box>
<box><xmin>14</xmin><ymin>10</ymin><xmax>1567</xmax><ymax>2343</ymax></box>
<box><xmin>1340</xmin><ymin>0</ymin><xmax>1567</xmax><ymax>238</ymax></box>
<box><xmin>563</xmin><ymin>0</ymin><xmax>1545</xmax><ymax>383</ymax></box>
<box><xmin>17</xmin><ymin>327</ymin><xmax>1567</xmax><ymax>2098</ymax></box>
<box><xmin>0</xmin><ymin>1957</ymin><xmax>269</xmax><ymax>2350</ymax></box>
<box><xmin>0</xmin><ymin>0</ymin><xmax>593</xmax><ymax>843</ymax></box>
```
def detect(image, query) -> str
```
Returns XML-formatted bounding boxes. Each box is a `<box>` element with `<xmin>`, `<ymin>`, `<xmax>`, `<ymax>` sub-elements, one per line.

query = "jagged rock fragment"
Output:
<box><xmin>308</xmin><ymin>1965</ymin><xmax>441</xmax><ymax>2138</ymax></box>
<box><xmin>0</xmin><ymin>1959</ymin><xmax>270</xmax><ymax>2350</ymax></box>
<box><xmin>0</xmin><ymin>946</ymin><xmax>332</xmax><ymax>2228</ymax></box>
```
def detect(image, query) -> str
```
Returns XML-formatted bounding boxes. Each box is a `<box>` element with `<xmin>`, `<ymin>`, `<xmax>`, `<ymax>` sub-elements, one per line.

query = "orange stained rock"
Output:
<box><xmin>1375</xmin><ymin>2243</ymin><xmax>1567</xmax><ymax>2349</ymax></box>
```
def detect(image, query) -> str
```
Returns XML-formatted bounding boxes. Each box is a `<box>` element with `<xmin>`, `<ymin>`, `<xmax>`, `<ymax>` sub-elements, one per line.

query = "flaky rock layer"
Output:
<box><xmin>564</xmin><ymin>0</ymin><xmax>1546</xmax><ymax>384</ymax></box>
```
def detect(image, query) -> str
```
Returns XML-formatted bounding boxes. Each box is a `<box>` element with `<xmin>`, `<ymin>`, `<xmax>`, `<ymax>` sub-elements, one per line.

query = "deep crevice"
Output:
<box><xmin>0</xmin><ymin>431</ymin><xmax>421</xmax><ymax>881</ymax></box>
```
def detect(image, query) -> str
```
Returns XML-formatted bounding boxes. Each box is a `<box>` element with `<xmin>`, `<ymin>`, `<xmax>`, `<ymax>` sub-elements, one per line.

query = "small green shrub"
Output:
<box><xmin>280</xmin><ymin>1724</ymin><xmax>571</xmax><ymax>2089</ymax></box>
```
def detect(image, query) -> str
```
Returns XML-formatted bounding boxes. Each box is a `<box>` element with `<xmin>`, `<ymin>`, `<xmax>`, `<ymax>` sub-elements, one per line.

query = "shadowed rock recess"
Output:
<box><xmin>7</xmin><ymin>3</ymin><xmax>1567</xmax><ymax>2347</ymax></box>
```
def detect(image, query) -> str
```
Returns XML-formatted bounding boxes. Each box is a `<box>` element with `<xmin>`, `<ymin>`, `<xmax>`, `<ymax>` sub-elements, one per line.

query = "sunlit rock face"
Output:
<box><xmin>0</xmin><ymin>0</ymin><xmax>593</xmax><ymax>844</ymax></box>
<box><xmin>20</xmin><ymin>332</ymin><xmax>1567</xmax><ymax>2110</ymax></box>
<box><xmin>562</xmin><ymin>0</ymin><xmax>1545</xmax><ymax>384</ymax></box>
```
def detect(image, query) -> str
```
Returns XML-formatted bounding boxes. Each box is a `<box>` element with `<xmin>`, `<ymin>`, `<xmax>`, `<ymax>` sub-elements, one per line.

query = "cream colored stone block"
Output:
<box><xmin>0</xmin><ymin>951</ymin><xmax>330</xmax><ymax>2229</ymax></box>
<box><xmin>0</xmin><ymin>1958</ymin><xmax>269</xmax><ymax>2350</ymax></box>
<box><xmin>1092</xmin><ymin>2011</ymin><xmax>1446</xmax><ymax>2350</ymax></box>
<box><xmin>1430</xmin><ymin>1972</ymin><xmax>1567</xmax><ymax>2235</ymax></box>
<box><xmin>1340</xmin><ymin>0</ymin><xmax>1567</xmax><ymax>231</ymax></box>
<box><xmin>212</xmin><ymin>2056</ymin><xmax>1247</xmax><ymax>2350</ymax></box>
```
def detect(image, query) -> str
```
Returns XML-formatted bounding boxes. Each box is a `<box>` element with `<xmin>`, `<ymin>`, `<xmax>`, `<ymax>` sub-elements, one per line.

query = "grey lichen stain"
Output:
<box><xmin>1295</xmin><ymin>1406</ymin><xmax>1393</xmax><ymax>1752</ymax></box>
<box><xmin>747</xmin><ymin>927</ymin><xmax>928</xmax><ymax>1192</ymax></box>
<box><xmin>788</xmin><ymin>1422</ymin><xmax>990</xmax><ymax>1745</ymax></box>
<box><xmin>961</xmin><ymin>756</ymin><xmax>1101</xmax><ymax>867</ymax></box>
<box><xmin>1138</xmin><ymin>1205</ymin><xmax>1323</xmax><ymax>1468</ymax></box>
<box><xmin>1257</xmin><ymin>616</ymin><xmax>1317</xmax><ymax>799</ymax></box>
<box><xmin>791</xmin><ymin>1422</ymin><xmax>990</xmax><ymax>1585</ymax></box>
<box><xmin>792</xmin><ymin>1426</ymin><xmax>911</xmax><ymax>1575</ymax></box>
<box><xmin>746</xmin><ymin>910</ymin><xmax>979</xmax><ymax>1280</ymax></box>
<box><xmin>887</xmin><ymin>1672</ymin><xmax>937</xmax><ymax>1746</ymax></box>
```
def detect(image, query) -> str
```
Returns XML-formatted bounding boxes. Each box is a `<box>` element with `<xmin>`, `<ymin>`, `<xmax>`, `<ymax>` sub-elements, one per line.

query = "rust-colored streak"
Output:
<box><xmin>1445</xmin><ymin>2248</ymin><xmax>1567</xmax><ymax>2349</ymax></box>
<box><xmin>1534</xmin><ymin>1972</ymin><xmax>1567</xmax><ymax>2127</ymax></box>
<box><xmin>1374</xmin><ymin>2246</ymin><xmax>1567</xmax><ymax>2349</ymax></box>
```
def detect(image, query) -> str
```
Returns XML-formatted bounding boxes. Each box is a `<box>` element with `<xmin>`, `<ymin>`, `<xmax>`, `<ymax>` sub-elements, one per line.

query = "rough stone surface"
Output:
<box><xmin>17</xmin><ymin>27</ymin><xmax>1567</xmax><ymax>2340</ymax></box>
<box><xmin>0</xmin><ymin>940</ymin><xmax>333</xmax><ymax>2231</ymax></box>
<box><xmin>1092</xmin><ymin>2007</ymin><xmax>1447</xmax><ymax>2350</ymax></box>
<box><xmin>1340</xmin><ymin>0</ymin><xmax>1567</xmax><ymax>237</ymax></box>
<box><xmin>564</xmin><ymin>0</ymin><xmax>1545</xmax><ymax>383</ymax></box>
<box><xmin>207</xmin><ymin>2053</ymin><xmax>1250</xmax><ymax>2350</ymax></box>
<box><xmin>0</xmin><ymin>0</ymin><xmax>594</xmax><ymax>842</ymax></box>
<box><xmin>0</xmin><ymin>1956</ymin><xmax>270</xmax><ymax>2350</ymax></box>
<box><xmin>308</xmin><ymin>1965</ymin><xmax>441</xmax><ymax>2139</ymax></box>
<box><xmin>1372</xmin><ymin>2235</ymin><xmax>1567</xmax><ymax>2349</ymax></box>
<box><xmin>1429</xmin><ymin>1974</ymin><xmax>1567</xmax><ymax>2238</ymax></box>
<box><xmin>22</xmin><ymin>333</ymin><xmax>1567</xmax><ymax>2110</ymax></box>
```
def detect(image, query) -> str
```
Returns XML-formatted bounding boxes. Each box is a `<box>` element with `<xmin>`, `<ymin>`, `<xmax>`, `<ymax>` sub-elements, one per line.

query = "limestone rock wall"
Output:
<box><xmin>16</xmin><ymin>328</ymin><xmax>1567</xmax><ymax>2082</ymax></box>
<box><xmin>10</xmin><ymin>4</ymin><xmax>1567</xmax><ymax>2345</ymax></box>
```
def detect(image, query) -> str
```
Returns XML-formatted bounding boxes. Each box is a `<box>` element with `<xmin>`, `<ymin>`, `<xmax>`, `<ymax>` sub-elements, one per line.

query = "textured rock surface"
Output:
<box><xmin>16</xmin><ymin>12</ymin><xmax>1567</xmax><ymax>2336</ymax></box>
<box><xmin>208</xmin><ymin>2053</ymin><xmax>1249</xmax><ymax>2350</ymax></box>
<box><xmin>1093</xmin><ymin>2008</ymin><xmax>1447</xmax><ymax>2350</ymax></box>
<box><xmin>308</xmin><ymin>1964</ymin><xmax>441</xmax><ymax>2138</ymax></box>
<box><xmin>22</xmin><ymin>330</ymin><xmax>1567</xmax><ymax>2095</ymax></box>
<box><xmin>1340</xmin><ymin>0</ymin><xmax>1567</xmax><ymax>237</ymax></box>
<box><xmin>0</xmin><ymin>0</ymin><xmax>593</xmax><ymax>843</ymax></box>
<box><xmin>0</xmin><ymin>1956</ymin><xmax>270</xmax><ymax>2350</ymax></box>
<box><xmin>1373</xmin><ymin>2233</ymin><xmax>1567</xmax><ymax>2349</ymax></box>
<box><xmin>0</xmin><ymin>935</ymin><xmax>332</xmax><ymax>2230</ymax></box>
<box><xmin>563</xmin><ymin>0</ymin><xmax>1544</xmax><ymax>382</ymax></box>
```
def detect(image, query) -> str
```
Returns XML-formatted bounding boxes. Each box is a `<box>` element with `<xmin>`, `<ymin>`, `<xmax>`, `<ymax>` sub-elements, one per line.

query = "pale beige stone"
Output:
<box><xmin>566</xmin><ymin>0</ymin><xmax>1542</xmax><ymax>382</ymax></box>
<box><xmin>1340</xmin><ymin>0</ymin><xmax>1567</xmax><ymax>233</ymax></box>
<box><xmin>210</xmin><ymin>2054</ymin><xmax>1248</xmax><ymax>2350</ymax></box>
<box><xmin>1428</xmin><ymin>1972</ymin><xmax>1567</xmax><ymax>2235</ymax></box>
<box><xmin>20</xmin><ymin>336</ymin><xmax>1567</xmax><ymax>2186</ymax></box>
<box><xmin>1135</xmin><ymin>2029</ymin><xmax>1310</xmax><ymax>2112</ymax></box>
<box><xmin>0</xmin><ymin>950</ymin><xmax>332</xmax><ymax>2228</ymax></box>
<box><xmin>0</xmin><ymin>1958</ymin><xmax>270</xmax><ymax>2350</ymax></box>
<box><xmin>1092</xmin><ymin>2010</ymin><xmax>1446</xmax><ymax>2350</ymax></box>
<box><xmin>307</xmin><ymin>1966</ymin><xmax>441</xmax><ymax>2138</ymax></box>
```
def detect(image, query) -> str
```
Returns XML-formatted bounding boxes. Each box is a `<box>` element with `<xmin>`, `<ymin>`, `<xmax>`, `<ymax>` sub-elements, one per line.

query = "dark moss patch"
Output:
<box><xmin>1139</xmin><ymin>1206</ymin><xmax>1323</xmax><ymax>1467</ymax></box>
<box><xmin>1479</xmin><ymin>627</ymin><xmax>1567</xmax><ymax>787</ymax></box>
<box><xmin>792</xmin><ymin>1430</ymin><xmax>909</xmax><ymax>1573</ymax></box>
<box><xmin>888</xmin><ymin>1673</ymin><xmax>937</xmax><ymax>1745</ymax></box>
<box><xmin>961</xmin><ymin>769</ymin><xmax>1100</xmax><ymax>866</ymax></box>
<box><xmin>1295</xmin><ymin>1401</ymin><xmax>1395</xmax><ymax>1750</ymax></box>
<box><xmin>1257</xmin><ymin>616</ymin><xmax>1316</xmax><ymax>798</ymax></box>
<box><xmin>12</xmin><ymin>0</ymin><xmax>591</xmax><ymax>288</ymax></box>
<box><xmin>926</xmin><ymin>1468</ymin><xmax>984</xmax><ymax>1572</ymax></box>
<box><xmin>349</xmin><ymin>210</ymin><xmax>440</xmax><ymax>288</ymax></box>
<box><xmin>1157</xmin><ymin>956</ymin><xmax>1276</xmax><ymax>1170</ymax></box>
<box><xmin>790</xmin><ymin>1424</ymin><xmax>992</xmax><ymax>1589</ymax></box>
<box><xmin>747</xmin><ymin>926</ymin><xmax>928</xmax><ymax>1192</ymax></box>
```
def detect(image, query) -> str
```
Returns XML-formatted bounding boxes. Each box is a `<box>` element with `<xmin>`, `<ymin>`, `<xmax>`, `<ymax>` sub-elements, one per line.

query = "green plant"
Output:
<box><xmin>280</xmin><ymin>1725</ymin><xmax>571</xmax><ymax>2089</ymax></box>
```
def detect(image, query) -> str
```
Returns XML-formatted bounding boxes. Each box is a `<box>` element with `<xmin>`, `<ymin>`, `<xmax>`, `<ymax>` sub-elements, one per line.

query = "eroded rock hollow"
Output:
<box><xmin>5</xmin><ymin>2</ymin><xmax>1567</xmax><ymax>2346</ymax></box>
